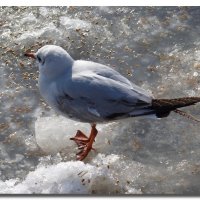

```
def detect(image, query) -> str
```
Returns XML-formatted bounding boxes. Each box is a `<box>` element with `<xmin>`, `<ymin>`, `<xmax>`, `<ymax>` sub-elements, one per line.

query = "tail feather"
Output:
<box><xmin>151</xmin><ymin>97</ymin><xmax>200</xmax><ymax>120</ymax></box>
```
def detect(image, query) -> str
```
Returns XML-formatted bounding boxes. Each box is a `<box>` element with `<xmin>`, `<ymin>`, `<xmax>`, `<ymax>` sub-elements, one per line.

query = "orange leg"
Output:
<box><xmin>70</xmin><ymin>124</ymin><xmax>98</xmax><ymax>161</ymax></box>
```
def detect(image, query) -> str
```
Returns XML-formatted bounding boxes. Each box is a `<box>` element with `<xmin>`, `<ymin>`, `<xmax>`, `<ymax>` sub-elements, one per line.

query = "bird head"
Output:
<box><xmin>25</xmin><ymin>45</ymin><xmax>74</xmax><ymax>79</ymax></box>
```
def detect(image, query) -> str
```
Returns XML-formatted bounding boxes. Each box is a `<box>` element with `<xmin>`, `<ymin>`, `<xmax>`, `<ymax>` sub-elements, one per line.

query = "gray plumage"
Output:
<box><xmin>35</xmin><ymin>45</ymin><xmax>200</xmax><ymax>123</ymax></box>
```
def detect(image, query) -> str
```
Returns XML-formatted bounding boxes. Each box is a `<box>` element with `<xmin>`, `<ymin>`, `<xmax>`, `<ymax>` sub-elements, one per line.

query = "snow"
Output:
<box><xmin>0</xmin><ymin>156</ymin><xmax>140</xmax><ymax>194</ymax></box>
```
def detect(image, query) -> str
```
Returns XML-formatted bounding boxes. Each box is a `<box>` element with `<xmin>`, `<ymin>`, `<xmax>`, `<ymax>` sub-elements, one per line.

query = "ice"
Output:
<box><xmin>34</xmin><ymin>115</ymin><xmax>116</xmax><ymax>159</ymax></box>
<box><xmin>35</xmin><ymin>116</ymin><xmax>90</xmax><ymax>154</ymax></box>
<box><xmin>1</xmin><ymin>6</ymin><xmax>200</xmax><ymax>194</ymax></box>
<box><xmin>0</xmin><ymin>156</ymin><xmax>138</xmax><ymax>194</ymax></box>
<box><xmin>17</xmin><ymin>24</ymin><xmax>62</xmax><ymax>45</ymax></box>
<box><xmin>60</xmin><ymin>17</ymin><xmax>91</xmax><ymax>30</ymax></box>
<box><xmin>21</xmin><ymin>13</ymin><xmax>37</xmax><ymax>24</ymax></box>
<box><xmin>39</xmin><ymin>7</ymin><xmax>48</xmax><ymax>17</ymax></box>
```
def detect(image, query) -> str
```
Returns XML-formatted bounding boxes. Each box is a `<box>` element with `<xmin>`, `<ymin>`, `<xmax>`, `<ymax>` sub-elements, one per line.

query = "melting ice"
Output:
<box><xmin>1</xmin><ymin>6</ymin><xmax>200</xmax><ymax>194</ymax></box>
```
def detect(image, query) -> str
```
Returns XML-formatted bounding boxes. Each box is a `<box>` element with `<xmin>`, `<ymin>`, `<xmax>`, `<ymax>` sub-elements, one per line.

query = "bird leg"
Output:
<box><xmin>70</xmin><ymin>124</ymin><xmax>98</xmax><ymax>161</ymax></box>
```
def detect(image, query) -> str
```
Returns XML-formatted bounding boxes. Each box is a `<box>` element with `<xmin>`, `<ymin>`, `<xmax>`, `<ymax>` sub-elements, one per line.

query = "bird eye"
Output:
<box><xmin>37</xmin><ymin>55</ymin><xmax>42</xmax><ymax>63</ymax></box>
<box><xmin>37</xmin><ymin>55</ymin><xmax>45</xmax><ymax>65</ymax></box>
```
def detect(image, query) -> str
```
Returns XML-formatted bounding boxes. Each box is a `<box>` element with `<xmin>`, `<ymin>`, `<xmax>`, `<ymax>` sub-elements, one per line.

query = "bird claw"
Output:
<box><xmin>78</xmin><ymin>144</ymin><xmax>96</xmax><ymax>151</ymax></box>
<box><xmin>70</xmin><ymin>130</ymin><xmax>89</xmax><ymax>142</ymax></box>
<box><xmin>70</xmin><ymin>130</ymin><xmax>96</xmax><ymax>160</ymax></box>
<box><xmin>70</xmin><ymin>130</ymin><xmax>89</xmax><ymax>147</ymax></box>
<box><xmin>76</xmin><ymin>145</ymin><xmax>92</xmax><ymax>160</ymax></box>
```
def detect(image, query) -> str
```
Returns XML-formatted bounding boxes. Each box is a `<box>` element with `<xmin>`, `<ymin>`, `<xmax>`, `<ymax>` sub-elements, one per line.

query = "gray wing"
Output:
<box><xmin>56</xmin><ymin>61</ymin><xmax>153</xmax><ymax>122</ymax></box>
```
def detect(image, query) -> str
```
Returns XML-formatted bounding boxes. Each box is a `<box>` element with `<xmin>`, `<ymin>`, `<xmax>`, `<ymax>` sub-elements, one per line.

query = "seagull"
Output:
<box><xmin>25</xmin><ymin>45</ymin><xmax>200</xmax><ymax>161</ymax></box>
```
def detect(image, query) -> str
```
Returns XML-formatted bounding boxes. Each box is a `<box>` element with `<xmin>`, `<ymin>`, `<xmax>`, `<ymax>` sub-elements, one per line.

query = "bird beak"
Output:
<box><xmin>24</xmin><ymin>52</ymin><xmax>36</xmax><ymax>59</ymax></box>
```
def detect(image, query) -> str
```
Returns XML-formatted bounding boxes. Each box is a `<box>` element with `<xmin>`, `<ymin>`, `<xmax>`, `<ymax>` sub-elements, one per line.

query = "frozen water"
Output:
<box><xmin>35</xmin><ymin>116</ymin><xmax>90</xmax><ymax>154</ymax></box>
<box><xmin>60</xmin><ymin>16</ymin><xmax>91</xmax><ymax>30</ymax></box>
<box><xmin>1</xmin><ymin>6</ymin><xmax>200</xmax><ymax>194</ymax></box>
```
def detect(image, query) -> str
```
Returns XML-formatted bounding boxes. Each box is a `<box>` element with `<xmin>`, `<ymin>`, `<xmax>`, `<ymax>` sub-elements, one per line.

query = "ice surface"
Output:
<box><xmin>1</xmin><ymin>6</ymin><xmax>200</xmax><ymax>194</ymax></box>
<box><xmin>35</xmin><ymin>116</ymin><xmax>90</xmax><ymax>154</ymax></box>
<box><xmin>21</xmin><ymin>13</ymin><xmax>37</xmax><ymax>24</ymax></box>
<box><xmin>60</xmin><ymin>17</ymin><xmax>91</xmax><ymax>30</ymax></box>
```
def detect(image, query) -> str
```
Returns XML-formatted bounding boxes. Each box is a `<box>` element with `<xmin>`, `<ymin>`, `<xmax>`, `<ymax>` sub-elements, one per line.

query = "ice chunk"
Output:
<box><xmin>193</xmin><ymin>72</ymin><xmax>198</xmax><ymax>77</ymax></box>
<box><xmin>39</xmin><ymin>7</ymin><xmax>48</xmax><ymax>16</ymax></box>
<box><xmin>35</xmin><ymin>116</ymin><xmax>90</xmax><ymax>154</ymax></box>
<box><xmin>98</xmin><ymin>6</ymin><xmax>114</xmax><ymax>14</ymax></box>
<box><xmin>21</xmin><ymin>13</ymin><xmax>37</xmax><ymax>24</ymax></box>
<box><xmin>60</xmin><ymin>17</ymin><xmax>91</xmax><ymax>30</ymax></box>
<box><xmin>17</xmin><ymin>24</ymin><xmax>61</xmax><ymax>45</ymax></box>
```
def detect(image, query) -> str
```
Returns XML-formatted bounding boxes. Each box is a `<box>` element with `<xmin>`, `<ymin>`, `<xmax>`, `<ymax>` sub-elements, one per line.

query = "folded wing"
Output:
<box><xmin>56</xmin><ymin>61</ymin><xmax>154</xmax><ymax>122</ymax></box>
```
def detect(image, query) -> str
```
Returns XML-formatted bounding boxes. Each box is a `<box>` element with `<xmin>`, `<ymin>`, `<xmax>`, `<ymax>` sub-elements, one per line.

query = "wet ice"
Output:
<box><xmin>1</xmin><ymin>6</ymin><xmax>200</xmax><ymax>194</ymax></box>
